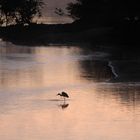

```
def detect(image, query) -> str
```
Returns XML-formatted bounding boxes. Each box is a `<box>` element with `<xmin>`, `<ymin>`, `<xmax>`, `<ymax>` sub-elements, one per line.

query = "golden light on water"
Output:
<box><xmin>0</xmin><ymin>44</ymin><xmax>140</xmax><ymax>140</ymax></box>
<box><xmin>0</xmin><ymin>46</ymin><xmax>83</xmax><ymax>89</ymax></box>
<box><xmin>0</xmin><ymin>84</ymin><xmax>140</xmax><ymax>140</ymax></box>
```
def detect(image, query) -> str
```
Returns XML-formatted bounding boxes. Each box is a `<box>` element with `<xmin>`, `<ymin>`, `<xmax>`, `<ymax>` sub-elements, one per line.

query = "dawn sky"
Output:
<box><xmin>43</xmin><ymin>0</ymin><xmax>74</xmax><ymax>15</ymax></box>
<box><xmin>44</xmin><ymin>0</ymin><xmax>73</xmax><ymax>8</ymax></box>
<box><xmin>41</xmin><ymin>0</ymin><xmax>74</xmax><ymax>23</ymax></box>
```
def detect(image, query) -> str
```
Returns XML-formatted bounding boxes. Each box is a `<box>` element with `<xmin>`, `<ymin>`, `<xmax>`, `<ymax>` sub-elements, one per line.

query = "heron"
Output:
<box><xmin>57</xmin><ymin>91</ymin><xmax>69</xmax><ymax>100</ymax></box>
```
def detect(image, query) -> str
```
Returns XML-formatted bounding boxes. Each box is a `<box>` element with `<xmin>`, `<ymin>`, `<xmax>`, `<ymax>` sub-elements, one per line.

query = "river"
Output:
<box><xmin>0</xmin><ymin>40</ymin><xmax>140</xmax><ymax>140</ymax></box>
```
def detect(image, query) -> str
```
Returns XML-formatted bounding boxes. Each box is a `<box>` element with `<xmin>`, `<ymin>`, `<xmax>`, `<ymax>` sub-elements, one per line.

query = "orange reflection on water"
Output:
<box><xmin>0</xmin><ymin>46</ymin><xmax>84</xmax><ymax>89</ymax></box>
<box><xmin>0</xmin><ymin>84</ymin><xmax>140</xmax><ymax>140</ymax></box>
<box><xmin>0</xmin><ymin>45</ymin><xmax>140</xmax><ymax>140</ymax></box>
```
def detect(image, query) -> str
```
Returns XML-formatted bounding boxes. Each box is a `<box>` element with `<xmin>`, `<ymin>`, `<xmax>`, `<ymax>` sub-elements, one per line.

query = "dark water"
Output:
<box><xmin>0</xmin><ymin>40</ymin><xmax>140</xmax><ymax>140</ymax></box>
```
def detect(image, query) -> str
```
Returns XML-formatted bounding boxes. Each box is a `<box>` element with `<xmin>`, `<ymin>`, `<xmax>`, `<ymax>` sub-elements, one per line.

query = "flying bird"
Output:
<box><xmin>57</xmin><ymin>91</ymin><xmax>69</xmax><ymax>100</ymax></box>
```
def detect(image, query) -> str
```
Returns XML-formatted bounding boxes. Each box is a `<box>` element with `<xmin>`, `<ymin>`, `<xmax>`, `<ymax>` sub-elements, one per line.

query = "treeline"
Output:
<box><xmin>0</xmin><ymin>0</ymin><xmax>44</xmax><ymax>26</ymax></box>
<box><xmin>66</xmin><ymin>0</ymin><xmax>140</xmax><ymax>27</ymax></box>
<box><xmin>1</xmin><ymin>0</ymin><xmax>140</xmax><ymax>28</ymax></box>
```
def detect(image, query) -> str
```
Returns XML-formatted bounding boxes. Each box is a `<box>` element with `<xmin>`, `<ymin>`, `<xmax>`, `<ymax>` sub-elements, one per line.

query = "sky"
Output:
<box><xmin>44</xmin><ymin>0</ymin><xmax>73</xmax><ymax>9</ymax></box>
<box><xmin>40</xmin><ymin>0</ymin><xmax>74</xmax><ymax>24</ymax></box>
<box><xmin>43</xmin><ymin>0</ymin><xmax>74</xmax><ymax>16</ymax></box>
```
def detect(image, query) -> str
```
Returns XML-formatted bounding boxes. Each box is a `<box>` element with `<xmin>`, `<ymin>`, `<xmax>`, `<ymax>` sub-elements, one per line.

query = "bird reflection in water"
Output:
<box><xmin>58</xmin><ymin>102</ymin><xmax>69</xmax><ymax>109</ymax></box>
<box><xmin>57</xmin><ymin>91</ymin><xmax>69</xmax><ymax>109</ymax></box>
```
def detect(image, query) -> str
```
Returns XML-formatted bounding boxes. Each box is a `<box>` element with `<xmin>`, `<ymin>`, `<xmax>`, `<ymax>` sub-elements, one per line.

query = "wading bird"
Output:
<box><xmin>57</xmin><ymin>91</ymin><xmax>69</xmax><ymax>100</ymax></box>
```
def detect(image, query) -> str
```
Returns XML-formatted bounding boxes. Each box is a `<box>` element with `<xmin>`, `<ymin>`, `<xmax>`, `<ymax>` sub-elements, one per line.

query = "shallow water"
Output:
<box><xmin>0</xmin><ymin>41</ymin><xmax>140</xmax><ymax>140</ymax></box>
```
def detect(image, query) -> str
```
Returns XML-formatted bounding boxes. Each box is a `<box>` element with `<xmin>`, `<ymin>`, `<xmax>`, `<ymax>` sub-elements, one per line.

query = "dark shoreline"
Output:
<box><xmin>0</xmin><ymin>23</ymin><xmax>113</xmax><ymax>46</ymax></box>
<box><xmin>0</xmin><ymin>22</ymin><xmax>140</xmax><ymax>49</ymax></box>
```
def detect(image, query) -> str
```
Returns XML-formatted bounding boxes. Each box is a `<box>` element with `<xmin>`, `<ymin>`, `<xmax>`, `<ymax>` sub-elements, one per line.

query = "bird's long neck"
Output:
<box><xmin>57</xmin><ymin>93</ymin><xmax>62</xmax><ymax>96</ymax></box>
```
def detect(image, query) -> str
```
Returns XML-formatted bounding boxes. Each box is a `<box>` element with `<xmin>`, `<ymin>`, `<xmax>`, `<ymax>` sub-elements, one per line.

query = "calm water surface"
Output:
<box><xmin>0</xmin><ymin>41</ymin><xmax>140</xmax><ymax>140</ymax></box>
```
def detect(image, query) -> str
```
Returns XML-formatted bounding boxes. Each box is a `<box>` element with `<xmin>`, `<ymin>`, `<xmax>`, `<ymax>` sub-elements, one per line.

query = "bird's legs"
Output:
<box><xmin>64</xmin><ymin>97</ymin><xmax>66</xmax><ymax>103</ymax></box>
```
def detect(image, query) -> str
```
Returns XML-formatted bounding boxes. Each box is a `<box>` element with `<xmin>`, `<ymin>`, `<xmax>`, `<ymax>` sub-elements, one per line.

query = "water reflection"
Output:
<box><xmin>0</xmin><ymin>42</ymin><xmax>140</xmax><ymax>140</ymax></box>
<box><xmin>79</xmin><ymin>60</ymin><xmax>113</xmax><ymax>81</ymax></box>
<box><xmin>95</xmin><ymin>83</ymin><xmax>140</xmax><ymax>109</ymax></box>
<box><xmin>0</xmin><ymin>45</ymin><xmax>83</xmax><ymax>89</ymax></box>
<box><xmin>0</xmin><ymin>43</ymin><xmax>113</xmax><ymax>89</ymax></box>
<box><xmin>58</xmin><ymin>102</ymin><xmax>69</xmax><ymax>110</ymax></box>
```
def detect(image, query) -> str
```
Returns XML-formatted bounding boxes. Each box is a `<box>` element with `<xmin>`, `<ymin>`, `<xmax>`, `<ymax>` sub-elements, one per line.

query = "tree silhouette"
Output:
<box><xmin>66</xmin><ymin>0</ymin><xmax>140</xmax><ymax>26</ymax></box>
<box><xmin>111</xmin><ymin>0</ymin><xmax>140</xmax><ymax>22</ymax></box>
<box><xmin>0</xmin><ymin>0</ymin><xmax>16</xmax><ymax>26</ymax></box>
<box><xmin>0</xmin><ymin>0</ymin><xmax>44</xmax><ymax>26</ymax></box>
<box><xmin>66</xmin><ymin>0</ymin><xmax>106</xmax><ymax>22</ymax></box>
